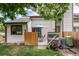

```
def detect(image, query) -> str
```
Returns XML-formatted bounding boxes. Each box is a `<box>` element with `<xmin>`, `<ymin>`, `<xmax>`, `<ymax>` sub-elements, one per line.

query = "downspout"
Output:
<box><xmin>62</xmin><ymin>18</ymin><xmax>64</xmax><ymax>37</ymax></box>
<box><xmin>59</xmin><ymin>19</ymin><xmax>64</xmax><ymax>38</ymax></box>
<box><xmin>5</xmin><ymin>24</ymin><xmax>7</xmax><ymax>43</ymax></box>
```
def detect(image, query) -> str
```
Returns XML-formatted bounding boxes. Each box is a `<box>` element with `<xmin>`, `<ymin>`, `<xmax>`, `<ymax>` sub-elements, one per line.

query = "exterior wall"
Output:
<box><xmin>27</xmin><ymin>20</ymin><xmax>32</xmax><ymax>32</ymax></box>
<box><xmin>74</xmin><ymin>22</ymin><xmax>79</xmax><ymax>27</ymax></box>
<box><xmin>31</xmin><ymin>18</ymin><xmax>55</xmax><ymax>45</ymax></box>
<box><xmin>6</xmin><ymin>24</ymin><xmax>27</xmax><ymax>43</ymax></box>
<box><xmin>62</xmin><ymin>4</ymin><xmax>73</xmax><ymax>32</ymax></box>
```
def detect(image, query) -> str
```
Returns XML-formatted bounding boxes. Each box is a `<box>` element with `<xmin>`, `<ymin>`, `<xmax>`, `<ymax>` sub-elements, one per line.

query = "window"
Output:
<box><xmin>32</xmin><ymin>27</ymin><xmax>41</xmax><ymax>38</ymax></box>
<box><xmin>73</xmin><ymin>27</ymin><xmax>76</xmax><ymax>32</ymax></box>
<box><xmin>32</xmin><ymin>27</ymin><xmax>42</xmax><ymax>42</ymax></box>
<box><xmin>73</xmin><ymin>27</ymin><xmax>79</xmax><ymax>32</ymax></box>
<box><xmin>11</xmin><ymin>25</ymin><xmax>22</xmax><ymax>35</ymax></box>
<box><xmin>77</xmin><ymin>27</ymin><xmax>79</xmax><ymax>32</ymax></box>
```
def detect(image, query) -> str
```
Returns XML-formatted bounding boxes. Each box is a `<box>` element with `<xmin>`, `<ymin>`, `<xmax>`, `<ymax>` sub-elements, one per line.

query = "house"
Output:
<box><xmin>4</xmin><ymin>16</ymin><xmax>55</xmax><ymax>47</ymax></box>
<box><xmin>73</xmin><ymin>13</ymin><xmax>79</xmax><ymax>32</ymax></box>
<box><xmin>4</xmin><ymin>4</ymin><xmax>73</xmax><ymax>48</ymax></box>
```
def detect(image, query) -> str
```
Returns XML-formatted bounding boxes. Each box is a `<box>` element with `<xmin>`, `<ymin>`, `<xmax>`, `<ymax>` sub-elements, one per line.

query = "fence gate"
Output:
<box><xmin>24</xmin><ymin>32</ymin><xmax>38</xmax><ymax>46</ymax></box>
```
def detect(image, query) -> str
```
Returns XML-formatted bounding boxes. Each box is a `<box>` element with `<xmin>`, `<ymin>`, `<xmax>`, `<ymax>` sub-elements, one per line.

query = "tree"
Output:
<box><xmin>0</xmin><ymin>17</ymin><xmax>5</xmax><ymax>32</ymax></box>
<box><xmin>0</xmin><ymin>3</ymin><xmax>69</xmax><ymax>33</ymax></box>
<box><xmin>36</xmin><ymin>4</ymin><xmax>69</xmax><ymax>32</ymax></box>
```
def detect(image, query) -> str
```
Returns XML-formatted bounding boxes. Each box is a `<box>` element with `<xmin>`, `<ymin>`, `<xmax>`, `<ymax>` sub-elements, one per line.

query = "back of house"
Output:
<box><xmin>4</xmin><ymin>4</ymin><xmax>73</xmax><ymax>49</ymax></box>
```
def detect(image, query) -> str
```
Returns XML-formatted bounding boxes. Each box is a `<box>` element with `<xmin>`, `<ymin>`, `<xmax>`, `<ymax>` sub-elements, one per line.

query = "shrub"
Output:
<box><xmin>0</xmin><ymin>23</ymin><xmax>5</xmax><ymax>32</ymax></box>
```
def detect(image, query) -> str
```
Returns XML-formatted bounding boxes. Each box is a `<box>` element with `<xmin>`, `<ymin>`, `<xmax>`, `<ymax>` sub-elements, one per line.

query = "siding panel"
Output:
<box><xmin>63</xmin><ymin>4</ymin><xmax>73</xmax><ymax>32</ymax></box>
<box><xmin>31</xmin><ymin>18</ymin><xmax>55</xmax><ymax>45</ymax></box>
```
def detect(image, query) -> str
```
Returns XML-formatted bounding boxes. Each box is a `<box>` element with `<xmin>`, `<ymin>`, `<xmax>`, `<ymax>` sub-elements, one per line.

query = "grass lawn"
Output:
<box><xmin>0</xmin><ymin>35</ymin><xmax>5</xmax><ymax>43</ymax></box>
<box><xmin>0</xmin><ymin>45</ymin><xmax>63</xmax><ymax>56</ymax></box>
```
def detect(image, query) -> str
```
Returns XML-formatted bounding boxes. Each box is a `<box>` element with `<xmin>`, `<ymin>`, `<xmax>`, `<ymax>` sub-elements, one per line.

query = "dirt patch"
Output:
<box><xmin>8</xmin><ymin>46</ymin><xmax>21</xmax><ymax>55</ymax></box>
<box><xmin>59</xmin><ymin>48</ymin><xmax>79</xmax><ymax>56</ymax></box>
<box><xmin>0</xmin><ymin>35</ymin><xmax>5</xmax><ymax>43</ymax></box>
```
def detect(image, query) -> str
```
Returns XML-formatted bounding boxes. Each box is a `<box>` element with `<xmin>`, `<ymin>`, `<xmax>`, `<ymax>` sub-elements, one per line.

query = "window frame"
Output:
<box><xmin>11</xmin><ymin>25</ymin><xmax>22</xmax><ymax>35</ymax></box>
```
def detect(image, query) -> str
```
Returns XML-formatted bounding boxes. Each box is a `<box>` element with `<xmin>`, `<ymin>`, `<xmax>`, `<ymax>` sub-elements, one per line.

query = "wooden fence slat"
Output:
<box><xmin>24</xmin><ymin>32</ymin><xmax>38</xmax><ymax>46</ymax></box>
<box><xmin>62</xmin><ymin>32</ymin><xmax>79</xmax><ymax>48</ymax></box>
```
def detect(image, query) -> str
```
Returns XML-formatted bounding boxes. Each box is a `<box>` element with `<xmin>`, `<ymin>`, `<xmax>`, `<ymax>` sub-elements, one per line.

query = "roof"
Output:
<box><xmin>5</xmin><ymin>16</ymin><xmax>43</xmax><ymax>24</ymax></box>
<box><xmin>4</xmin><ymin>16</ymin><xmax>43</xmax><ymax>24</ymax></box>
<box><xmin>30</xmin><ymin>16</ymin><xmax>42</xmax><ymax>18</ymax></box>
<box><xmin>5</xmin><ymin>17</ymin><xmax>30</xmax><ymax>24</ymax></box>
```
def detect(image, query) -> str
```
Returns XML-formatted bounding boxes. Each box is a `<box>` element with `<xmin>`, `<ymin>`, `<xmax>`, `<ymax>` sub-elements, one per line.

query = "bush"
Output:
<box><xmin>65</xmin><ymin>36</ymin><xmax>73</xmax><ymax>47</ymax></box>
<box><xmin>0</xmin><ymin>23</ymin><xmax>5</xmax><ymax>32</ymax></box>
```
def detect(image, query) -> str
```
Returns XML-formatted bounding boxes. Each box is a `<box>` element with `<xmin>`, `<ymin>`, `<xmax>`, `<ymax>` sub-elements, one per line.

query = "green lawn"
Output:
<box><xmin>0</xmin><ymin>45</ymin><xmax>63</xmax><ymax>56</ymax></box>
<box><xmin>0</xmin><ymin>35</ymin><xmax>5</xmax><ymax>43</ymax></box>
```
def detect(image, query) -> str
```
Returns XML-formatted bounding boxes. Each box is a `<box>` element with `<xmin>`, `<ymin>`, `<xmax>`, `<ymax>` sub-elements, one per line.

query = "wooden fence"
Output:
<box><xmin>24</xmin><ymin>32</ymin><xmax>38</xmax><ymax>46</ymax></box>
<box><xmin>63</xmin><ymin>32</ymin><xmax>79</xmax><ymax>48</ymax></box>
<box><xmin>24</xmin><ymin>32</ymin><xmax>79</xmax><ymax>48</ymax></box>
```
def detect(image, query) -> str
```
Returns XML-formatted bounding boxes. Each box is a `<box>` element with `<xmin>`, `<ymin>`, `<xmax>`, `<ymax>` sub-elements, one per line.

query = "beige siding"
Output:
<box><xmin>74</xmin><ymin>22</ymin><xmax>79</xmax><ymax>27</ymax></box>
<box><xmin>27</xmin><ymin>20</ymin><xmax>32</xmax><ymax>32</ymax></box>
<box><xmin>63</xmin><ymin>4</ymin><xmax>73</xmax><ymax>32</ymax></box>
<box><xmin>31</xmin><ymin>18</ymin><xmax>55</xmax><ymax>45</ymax></box>
<box><xmin>7</xmin><ymin>24</ymin><xmax>27</xmax><ymax>43</ymax></box>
